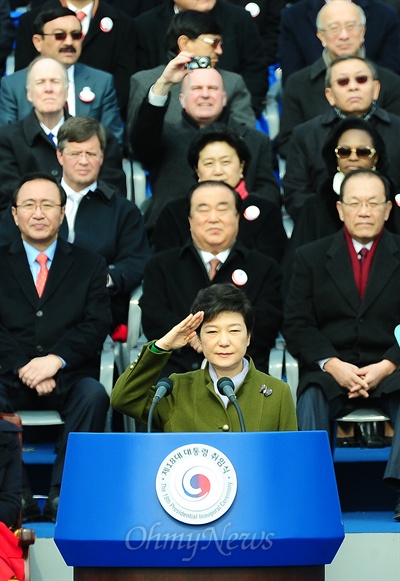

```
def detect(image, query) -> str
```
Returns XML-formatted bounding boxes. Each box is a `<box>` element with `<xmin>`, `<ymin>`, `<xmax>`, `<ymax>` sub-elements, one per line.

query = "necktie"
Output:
<box><xmin>209</xmin><ymin>258</ymin><xmax>221</xmax><ymax>280</ymax></box>
<box><xmin>48</xmin><ymin>132</ymin><xmax>57</xmax><ymax>148</ymax></box>
<box><xmin>75</xmin><ymin>11</ymin><xmax>86</xmax><ymax>38</ymax></box>
<box><xmin>36</xmin><ymin>253</ymin><xmax>49</xmax><ymax>297</ymax></box>
<box><xmin>359</xmin><ymin>247</ymin><xmax>369</xmax><ymax>267</ymax></box>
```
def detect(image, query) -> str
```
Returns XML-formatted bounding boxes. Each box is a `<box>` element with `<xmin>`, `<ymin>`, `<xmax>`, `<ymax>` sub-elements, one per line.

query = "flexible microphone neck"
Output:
<box><xmin>217</xmin><ymin>377</ymin><xmax>246</xmax><ymax>432</ymax></box>
<box><xmin>147</xmin><ymin>378</ymin><xmax>173</xmax><ymax>433</ymax></box>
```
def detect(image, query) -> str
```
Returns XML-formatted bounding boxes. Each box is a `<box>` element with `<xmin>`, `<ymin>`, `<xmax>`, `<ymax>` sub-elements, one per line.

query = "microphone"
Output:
<box><xmin>217</xmin><ymin>377</ymin><xmax>246</xmax><ymax>432</ymax></box>
<box><xmin>147</xmin><ymin>377</ymin><xmax>173</xmax><ymax>433</ymax></box>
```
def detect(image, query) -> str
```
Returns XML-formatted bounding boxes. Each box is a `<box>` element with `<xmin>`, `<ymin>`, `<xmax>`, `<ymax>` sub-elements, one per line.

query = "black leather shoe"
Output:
<box><xmin>21</xmin><ymin>487</ymin><xmax>41</xmax><ymax>523</ymax></box>
<box><xmin>43</xmin><ymin>486</ymin><xmax>60</xmax><ymax>523</ymax></box>
<box><xmin>394</xmin><ymin>494</ymin><xmax>400</xmax><ymax>522</ymax></box>
<box><xmin>357</xmin><ymin>422</ymin><xmax>387</xmax><ymax>448</ymax></box>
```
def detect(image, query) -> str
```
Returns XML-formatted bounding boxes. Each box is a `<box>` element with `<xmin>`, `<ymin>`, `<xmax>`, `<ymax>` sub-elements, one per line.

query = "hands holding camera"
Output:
<box><xmin>153</xmin><ymin>52</ymin><xmax>211</xmax><ymax>97</ymax></box>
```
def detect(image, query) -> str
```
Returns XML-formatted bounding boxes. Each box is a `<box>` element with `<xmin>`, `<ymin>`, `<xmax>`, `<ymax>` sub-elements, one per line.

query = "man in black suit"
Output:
<box><xmin>278</xmin><ymin>0</ymin><xmax>400</xmax><ymax>83</ymax></box>
<box><xmin>0</xmin><ymin>173</ymin><xmax>111</xmax><ymax>522</ymax></box>
<box><xmin>140</xmin><ymin>180</ymin><xmax>282</xmax><ymax>376</ymax></box>
<box><xmin>130</xmin><ymin>65</ymin><xmax>280</xmax><ymax>230</ymax></box>
<box><xmin>278</xmin><ymin>0</ymin><xmax>400</xmax><ymax>158</ymax></box>
<box><xmin>56</xmin><ymin>117</ymin><xmax>149</xmax><ymax>331</ymax></box>
<box><xmin>282</xmin><ymin>56</ymin><xmax>400</xmax><ymax>222</ymax></box>
<box><xmin>283</xmin><ymin>169</ymin><xmax>400</xmax><ymax>520</ymax></box>
<box><xmin>133</xmin><ymin>0</ymin><xmax>268</xmax><ymax>117</ymax></box>
<box><xmin>0</xmin><ymin>56</ymin><xmax>126</xmax><ymax>214</ymax></box>
<box><xmin>14</xmin><ymin>0</ymin><xmax>136</xmax><ymax>119</ymax></box>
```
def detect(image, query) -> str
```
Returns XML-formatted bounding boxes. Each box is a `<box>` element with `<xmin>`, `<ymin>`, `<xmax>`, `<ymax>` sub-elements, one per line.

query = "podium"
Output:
<box><xmin>55</xmin><ymin>432</ymin><xmax>344</xmax><ymax>580</ymax></box>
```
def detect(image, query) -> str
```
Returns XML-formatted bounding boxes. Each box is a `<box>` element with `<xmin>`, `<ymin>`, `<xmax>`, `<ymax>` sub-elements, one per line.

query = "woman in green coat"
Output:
<box><xmin>111</xmin><ymin>284</ymin><xmax>297</xmax><ymax>433</ymax></box>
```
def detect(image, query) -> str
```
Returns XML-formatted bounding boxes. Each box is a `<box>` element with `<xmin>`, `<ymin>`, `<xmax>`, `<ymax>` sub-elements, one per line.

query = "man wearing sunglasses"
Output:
<box><xmin>127</xmin><ymin>10</ymin><xmax>255</xmax><ymax>132</ymax></box>
<box><xmin>284</xmin><ymin>168</ymin><xmax>400</xmax><ymax>522</ymax></box>
<box><xmin>282</xmin><ymin>55</ymin><xmax>400</xmax><ymax>222</ymax></box>
<box><xmin>278</xmin><ymin>0</ymin><xmax>400</xmax><ymax>159</ymax></box>
<box><xmin>13</xmin><ymin>0</ymin><xmax>136</xmax><ymax>120</ymax></box>
<box><xmin>0</xmin><ymin>7</ymin><xmax>124</xmax><ymax>148</ymax></box>
<box><xmin>133</xmin><ymin>0</ymin><xmax>268</xmax><ymax>118</ymax></box>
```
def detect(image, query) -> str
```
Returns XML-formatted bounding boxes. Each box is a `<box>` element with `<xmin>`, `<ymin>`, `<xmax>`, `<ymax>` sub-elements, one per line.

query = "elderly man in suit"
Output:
<box><xmin>0</xmin><ymin>6</ymin><xmax>123</xmax><ymax>147</ymax></box>
<box><xmin>282</xmin><ymin>55</ymin><xmax>400</xmax><ymax>222</ymax></box>
<box><xmin>0</xmin><ymin>172</ymin><xmax>111</xmax><ymax>522</ymax></box>
<box><xmin>140</xmin><ymin>180</ymin><xmax>282</xmax><ymax>376</ymax></box>
<box><xmin>0</xmin><ymin>56</ymin><xmax>126</xmax><ymax>214</ymax></box>
<box><xmin>278</xmin><ymin>0</ymin><xmax>400</xmax><ymax>158</ymax></box>
<box><xmin>130</xmin><ymin>65</ymin><xmax>280</xmax><ymax>231</ymax></box>
<box><xmin>13</xmin><ymin>0</ymin><xmax>136</xmax><ymax>119</ymax></box>
<box><xmin>127</xmin><ymin>10</ymin><xmax>255</xmax><ymax>130</ymax></box>
<box><xmin>278</xmin><ymin>0</ymin><xmax>400</xmax><ymax>83</ymax></box>
<box><xmin>283</xmin><ymin>169</ymin><xmax>400</xmax><ymax>520</ymax></box>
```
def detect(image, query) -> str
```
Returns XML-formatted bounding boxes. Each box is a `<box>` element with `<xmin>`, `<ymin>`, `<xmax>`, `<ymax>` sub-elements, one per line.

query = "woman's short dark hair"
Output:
<box><xmin>166</xmin><ymin>10</ymin><xmax>222</xmax><ymax>55</ymax></box>
<box><xmin>187</xmin><ymin>124</ymin><xmax>251</xmax><ymax>173</ymax></box>
<box><xmin>12</xmin><ymin>173</ymin><xmax>66</xmax><ymax>207</ymax></box>
<box><xmin>322</xmin><ymin>117</ymin><xmax>388</xmax><ymax>176</ymax></box>
<box><xmin>190</xmin><ymin>283</ymin><xmax>254</xmax><ymax>335</ymax></box>
<box><xmin>186</xmin><ymin>180</ymin><xmax>242</xmax><ymax>216</ymax></box>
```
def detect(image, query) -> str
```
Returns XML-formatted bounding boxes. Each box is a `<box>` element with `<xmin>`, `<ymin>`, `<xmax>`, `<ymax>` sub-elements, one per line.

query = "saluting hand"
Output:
<box><xmin>155</xmin><ymin>311</ymin><xmax>204</xmax><ymax>352</ymax></box>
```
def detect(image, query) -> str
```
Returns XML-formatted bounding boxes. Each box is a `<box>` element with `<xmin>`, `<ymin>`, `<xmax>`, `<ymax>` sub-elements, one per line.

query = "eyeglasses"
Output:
<box><xmin>41</xmin><ymin>31</ymin><xmax>83</xmax><ymax>41</ymax></box>
<box><xmin>200</xmin><ymin>36</ymin><xmax>223</xmax><ymax>49</ymax></box>
<box><xmin>15</xmin><ymin>201</ymin><xmax>62</xmax><ymax>213</ymax></box>
<box><xmin>331</xmin><ymin>74</ymin><xmax>370</xmax><ymax>87</ymax></box>
<box><xmin>341</xmin><ymin>200</ymin><xmax>388</xmax><ymax>210</ymax></box>
<box><xmin>64</xmin><ymin>151</ymin><xmax>102</xmax><ymax>161</ymax></box>
<box><xmin>319</xmin><ymin>22</ymin><xmax>362</xmax><ymax>36</ymax></box>
<box><xmin>335</xmin><ymin>145</ymin><xmax>376</xmax><ymax>159</ymax></box>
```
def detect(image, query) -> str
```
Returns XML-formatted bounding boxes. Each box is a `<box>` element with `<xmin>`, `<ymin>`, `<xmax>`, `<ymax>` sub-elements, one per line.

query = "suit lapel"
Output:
<box><xmin>7</xmin><ymin>241</ymin><xmax>38</xmax><ymax>308</ymax></box>
<box><xmin>325</xmin><ymin>231</ymin><xmax>361</xmax><ymax>312</ymax></box>
<box><xmin>360</xmin><ymin>231</ymin><xmax>400</xmax><ymax>314</ymax></box>
<box><xmin>74</xmin><ymin>64</ymin><xmax>92</xmax><ymax>116</ymax></box>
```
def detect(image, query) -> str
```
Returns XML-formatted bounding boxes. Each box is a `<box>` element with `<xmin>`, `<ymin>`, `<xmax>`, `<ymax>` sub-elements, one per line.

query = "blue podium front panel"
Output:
<box><xmin>55</xmin><ymin>431</ymin><xmax>344</xmax><ymax>568</ymax></box>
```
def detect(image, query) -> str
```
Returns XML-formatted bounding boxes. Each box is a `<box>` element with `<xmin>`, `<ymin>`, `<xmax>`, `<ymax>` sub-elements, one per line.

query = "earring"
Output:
<box><xmin>371</xmin><ymin>165</ymin><xmax>376</xmax><ymax>171</ymax></box>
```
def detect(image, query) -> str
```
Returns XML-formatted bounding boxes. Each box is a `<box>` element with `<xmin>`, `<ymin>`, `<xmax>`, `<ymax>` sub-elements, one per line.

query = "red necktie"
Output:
<box><xmin>358</xmin><ymin>247</ymin><xmax>369</xmax><ymax>299</ymax></box>
<box><xmin>75</xmin><ymin>11</ymin><xmax>86</xmax><ymax>38</ymax></box>
<box><xmin>209</xmin><ymin>258</ymin><xmax>221</xmax><ymax>280</ymax></box>
<box><xmin>36</xmin><ymin>253</ymin><xmax>49</xmax><ymax>297</ymax></box>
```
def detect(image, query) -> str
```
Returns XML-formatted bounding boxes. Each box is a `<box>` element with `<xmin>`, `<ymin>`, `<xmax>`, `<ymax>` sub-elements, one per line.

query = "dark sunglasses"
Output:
<box><xmin>335</xmin><ymin>145</ymin><xmax>376</xmax><ymax>159</ymax></box>
<box><xmin>42</xmin><ymin>31</ymin><xmax>83</xmax><ymax>41</ymax></box>
<box><xmin>333</xmin><ymin>74</ymin><xmax>370</xmax><ymax>87</ymax></box>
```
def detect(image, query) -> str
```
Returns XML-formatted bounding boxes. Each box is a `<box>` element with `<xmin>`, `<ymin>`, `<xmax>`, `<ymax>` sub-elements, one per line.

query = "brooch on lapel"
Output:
<box><xmin>260</xmin><ymin>385</ymin><xmax>272</xmax><ymax>397</ymax></box>
<box><xmin>79</xmin><ymin>87</ymin><xmax>95</xmax><ymax>103</ymax></box>
<box><xmin>231</xmin><ymin>269</ymin><xmax>248</xmax><ymax>286</ymax></box>
<box><xmin>100</xmin><ymin>17</ymin><xmax>113</xmax><ymax>33</ymax></box>
<box><xmin>243</xmin><ymin>205</ymin><xmax>260</xmax><ymax>221</ymax></box>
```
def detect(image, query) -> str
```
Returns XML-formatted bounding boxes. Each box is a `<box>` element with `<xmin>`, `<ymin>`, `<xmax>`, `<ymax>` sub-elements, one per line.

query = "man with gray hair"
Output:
<box><xmin>278</xmin><ymin>0</ymin><xmax>400</xmax><ymax>158</ymax></box>
<box><xmin>278</xmin><ymin>0</ymin><xmax>400</xmax><ymax>84</ymax></box>
<box><xmin>0</xmin><ymin>56</ymin><xmax>126</xmax><ymax>213</ymax></box>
